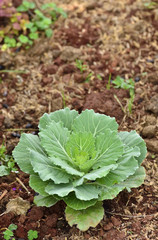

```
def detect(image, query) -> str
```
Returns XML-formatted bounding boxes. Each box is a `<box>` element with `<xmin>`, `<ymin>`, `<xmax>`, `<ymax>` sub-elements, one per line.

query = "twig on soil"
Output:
<box><xmin>3</xmin><ymin>128</ymin><xmax>38</xmax><ymax>132</ymax></box>
<box><xmin>0</xmin><ymin>70</ymin><xmax>29</xmax><ymax>74</ymax></box>
<box><xmin>34</xmin><ymin>0</ymin><xmax>42</xmax><ymax>10</ymax></box>
<box><xmin>16</xmin><ymin>177</ymin><xmax>30</xmax><ymax>195</ymax></box>
<box><xmin>114</xmin><ymin>94</ymin><xmax>126</xmax><ymax>114</ymax></box>
<box><xmin>0</xmin><ymin>190</ymin><xmax>8</xmax><ymax>201</ymax></box>
<box><xmin>105</xmin><ymin>210</ymin><xmax>158</xmax><ymax>218</ymax></box>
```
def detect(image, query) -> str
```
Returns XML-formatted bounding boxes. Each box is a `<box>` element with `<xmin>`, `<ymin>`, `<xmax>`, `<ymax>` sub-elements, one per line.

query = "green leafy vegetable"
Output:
<box><xmin>13</xmin><ymin>108</ymin><xmax>147</xmax><ymax>231</ymax></box>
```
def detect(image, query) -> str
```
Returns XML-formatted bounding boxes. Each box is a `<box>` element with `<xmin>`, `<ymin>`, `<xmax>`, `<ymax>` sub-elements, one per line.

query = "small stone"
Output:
<box><xmin>145</xmin><ymin>115</ymin><xmax>157</xmax><ymax>125</ymax></box>
<box><xmin>147</xmin><ymin>73</ymin><xmax>158</xmax><ymax>84</ymax></box>
<box><xmin>25</xmin><ymin>123</ymin><xmax>33</xmax><ymax>128</ymax></box>
<box><xmin>111</xmin><ymin>216</ymin><xmax>121</xmax><ymax>226</ymax></box>
<box><xmin>11</xmin><ymin>132</ymin><xmax>18</xmax><ymax>138</ymax></box>
<box><xmin>45</xmin><ymin>213</ymin><xmax>58</xmax><ymax>228</ymax></box>
<box><xmin>42</xmin><ymin>77</ymin><xmax>52</xmax><ymax>85</ymax></box>
<box><xmin>135</xmin><ymin>88</ymin><xmax>143</xmax><ymax>94</ymax></box>
<box><xmin>142</xmin><ymin>125</ymin><xmax>156</xmax><ymax>138</ymax></box>
<box><xmin>146</xmin><ymin>59</ymin><xmax>154</xmax><ymax>63</ymax></box>
<box><xmin>84</xmin><ymin>233</ymin><xmax>91</xmax><ymax>239</ymax></box>
<box><xmin>3</xmin><ymin>91</ymin><xmax>8</xmax><ymax>97</ymax></box>
<box><xmin>145</xmin><ymin>139</ymin><xmax>158</xmax><ymax>153</ymax></box>
<box><xmin>135</xmin><ymin>76</ymin><xmax>140</xmax><ymax>82</ymax></box>
<box><xmin>146</xmin><ymin>94</ymin><xmax>158</xmax><ymax>115</ymax></box>
<box><xmin>103</xmin><ymin>222</ymin><xmax>113</xmax><ymax>231</ymax></box>
<box><xmin>44</xmin><ymin>64</ymin><xmax>58</xmax><ymax>74</ymax></box>
<box><xmin>16</xmin><ymin>133</ymin><xmax>21</xmax><ymax>138</ymax></box>
<box><xmin>3</xmin><ymin>103</ymin><xmax>9</xmax><ymax>108</ymax></box>
<box><xmin>4</xmin><ymin>117</ymin><xmax>13</xmax><ymax>128</ymax></box>
<box><xmin>60</xmin><ymin>46</ymin><xmax>81</xmax><ymax>62</ymax></box>
<box><xmin>0</xmin><ymin>64</ymin><xmax>5</xmax><ymax>70</ymax></box>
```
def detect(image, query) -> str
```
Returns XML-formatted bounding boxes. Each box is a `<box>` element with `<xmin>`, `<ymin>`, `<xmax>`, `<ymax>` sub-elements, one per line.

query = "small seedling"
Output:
<box><xmin>75</xmin><ymin>59</ymin><xmax>88</xmax><ymax>73</ymax></box>
<box><xmin>112</xmin><ymin>76</ymin><xmax>135</xmax><ymax>113</ymax></box>
<box><xmin>28</xmin><ymin>230</ymin><xmax>38</xmax><ymax>240</ymax></box>
<box><xmin>143</xmin><ymin>1</ymin><xmax>157</xmax><ymax>9</ymax></box>
<box><xmin>85</xmin><ymin>72</ymin><xmax>93</xmax><ymax>83</ymax></box>
<box><xmin>97</xmin><ymin>74</ymin><xmax>103</xmax><ymax>81</ymax></box>
<box><xmin>3</xmin><ymin>224</ymin><xmax>17</xmax><ymax>240</ymax></box>
<box><xmin>75</xmin><ymin>59</ymin><xmax>93</xmax><ymax>82</ymax></box>
<box><xmin>106</xmin><ymin>73</ymin><xmax>111</xmax><ymax>90</ymax></box>
<box><xmin>0</xmin><ymin>143</ymin><xmax>18</xmax><ymax>177</ymax></box>
<box><xmin>1</xmin><ymin>1</ymin><xmax>67</xmax><ymax>50</ymax></box>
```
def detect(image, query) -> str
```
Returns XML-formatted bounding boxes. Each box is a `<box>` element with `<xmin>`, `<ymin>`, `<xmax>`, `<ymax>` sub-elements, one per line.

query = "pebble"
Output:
<box><xmin>16</xmin><ymin>133</ymin><xmax>21</xmax><ymax>138</ymax></box>
<box><xmin>60</xmin><ymin>46</ymin><xmax>81</xmax><ymax>62</ymax></box>
<box><xmin>145</xmin><ymin>139</ymin><xmax>158</xmax><ymax>153</ymax></box>
<box><xmin>103</xmin><ymin>222</ymin><xmax>113</xmax><ymax>230</ymax></box>
<box><xmin>25</xmin><ymin>123</ymin><xmax>33</xmax><ymax>128</ymax></box>
<box><xmin>142</xmin><ymin>125</ymin><xmax>156</xmax><ymax>138</ymax></box>
<box><xmin>135</xmin><ymin>76</ymin><xmax>140</xmax><ymax>82</ymax></box>
<box><xmin>145</xmin><ymin>115</ymin><xmax>157</xmax><ymax>125</ymax></box>
<box><xmin>4</xmin><ymin>117</ymin><xmax>13</xmax><ymax>128</ymax></box>
<box><xmin>146</xmin><ymin>59</ymin><xmax>154</xmax><ymax>63</ymax></box>
<box><xmin>0</xmin><ymin>64</ymin><xmax>5</xmax><ymax>70</ymax></box>
<box><xmin>146</xmin><ymin>94</ymin><xmax>158</xmax><ymax>114</ymax></box>
<box><xmin>2</xmin><ymin>103</ymin><xmax>9</xmax><ymax>108</ymax></box>
<box><xmin>11</xmin><ymin>132</ymin><xmax>20</xmax><ymax>138</ymax></box>
<box><xmin>135</xmin><ymin>88</ymin><xmax>143</xmax><ymax>94</ymax></box>
<box><xmin>3</xmin><ymin>91</ymin><xmax>8</xmax><ymax>97</ymax></box>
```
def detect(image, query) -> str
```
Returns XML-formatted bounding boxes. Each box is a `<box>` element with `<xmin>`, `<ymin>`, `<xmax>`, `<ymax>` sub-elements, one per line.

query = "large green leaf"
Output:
<box><xmin>29</xmin><ymin>174</ymin><xmax>49</xmax><ymax>196</ymax></box>
<box><xmin>99</xmin><ymin>184</ymin><xmax>125</xmax><ymax>200</ymax></box>
<box><xmin>119</xmin><ymin>131</ymin><xmax>147</xmax><ymax>165</ymax></box>
<box><xmin>64</xmin><ymin>193</ymin><xmax>97</xmax><ymax>210</ymax></box>
<box><xmin>30</xmin><ymin>150</ymin><xmax>71</xmax><ymax>183</ymax></box>
<box><xmin>99</xmin><ymin>166</ymin><xmax>145</xmax><ymax>200</ymax></box>
<box><xmin>72</xmin><ymin>109</ymin><xmax>118</xmax><ymax>137</ymax></box>
<box><xmin>73</xmin><ymin>164</ymin><xmax>117</xmax><ymax>186</ymax></box>
<box><xmin>39</xmin><ymin>107</ymin><xmax>78</xmax><ymax>131</ymax></box>
<box><xmin>45</xmin><ymin>182</ymin><xmax>74</xmax><ymax>197</ymax></box>
<box><xmin>65</xmin><ymin>202</ymin><xmax>104</xmax><ymax>231</ymax></box>
<box><xmin>45</xmin><ymin>182</ymin><xmax>101</xmax><ymax>200</ymax></box>
<box><xmin>49</xmin><ymin>156</ymin><xmax>84</xmax><ymax>177</ymax></box>
<box><xmin>66</xmin><ymin>131</ymin><xmax>96</xmax><ymax>158</ymax></box>
<box><xmin>65</xmin><ymin>131</ymin><xmax>96</xmax><ymax>172</ymax></box>
<box><xmin>119</xmin><ymin>166</ymin><xmax>146</xmax><ymax>191</ymax></box>
<box><xmin>97</xmin><ymin>146</ymin><xmax>140</xmax><ymax>186</ymax></box>
<box><xmin>74</xmin><ymin>184</ymin><xmax>101</xmax><ymax>200</ymax></box>
<box><xmin>39</xmin><ymin>121</ymin><xmax>72</xmax><ymax>163</ymax></box>
<box><xmin>12</xmin><ymin>134</ymin><xmax>45</xmax><ymax>174</ymax></box>
<box><xmin>93</xmin><ymin>130</ymin><xmax>123</xmax><ymax>169</ymax></box>
<box><xmin>34</xmin><ymin>194</ymin><xmax>58</xmax><ymax>207</ymax></box>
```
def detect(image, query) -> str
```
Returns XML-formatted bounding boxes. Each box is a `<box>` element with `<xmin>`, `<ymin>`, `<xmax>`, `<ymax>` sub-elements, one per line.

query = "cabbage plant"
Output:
<box><xmin>13</xmin><ymin>108</ymin><xmax>146</xmax><ymax>231</ymax></box>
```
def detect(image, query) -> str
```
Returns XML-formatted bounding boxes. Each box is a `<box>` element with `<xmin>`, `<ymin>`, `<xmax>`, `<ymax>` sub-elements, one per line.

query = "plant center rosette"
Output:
<box><xmin>13</xmin><ymin>108</ymin><xmax>147</xmax><ymax>231</ymax></box>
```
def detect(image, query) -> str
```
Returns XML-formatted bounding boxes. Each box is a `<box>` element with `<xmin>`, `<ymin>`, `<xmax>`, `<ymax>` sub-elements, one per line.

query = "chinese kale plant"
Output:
<box><xmin>13</xmin><ymin>108</ymin><xmax>146</xmax><ymax>231</ymax></box>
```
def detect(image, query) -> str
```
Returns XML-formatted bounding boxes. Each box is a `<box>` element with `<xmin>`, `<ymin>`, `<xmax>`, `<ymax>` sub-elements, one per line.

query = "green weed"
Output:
<box><xmin>2</xmin><ymin>224</ymin><xmax>38</xmax><ymax>240</ymax></box>
<box><xmin>112</xmin><ymin>75</ymin><xmax>135</xmax><ymax>113</ymax></box>
<box><xmin>0</xmin><ymin>143</ymin><xmax>18</xmax><ymax>177</ymax></box>
<box><xmin>75</xmin><ymin>59</ymin><xmax>88</xmax><ymax>73</ymax></box>
<box><xmin>1</xmin><ymin>1</ymin><xmax>67</xmax><ymax>51</ymax></box>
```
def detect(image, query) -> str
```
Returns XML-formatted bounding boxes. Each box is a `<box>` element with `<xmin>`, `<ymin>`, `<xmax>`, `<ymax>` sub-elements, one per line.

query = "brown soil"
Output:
<box><xmin>0</xmin><ymin>0</ymin><xmax>158</xmax><ymax>239</ymax></box>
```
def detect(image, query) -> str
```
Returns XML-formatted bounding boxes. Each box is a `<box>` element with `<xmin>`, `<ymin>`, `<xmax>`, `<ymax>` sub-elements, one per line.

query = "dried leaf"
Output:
<box><xmin>6</xmin><ymin>197</ymin><xmax>30</xmax><ymax>215</ymax></box>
